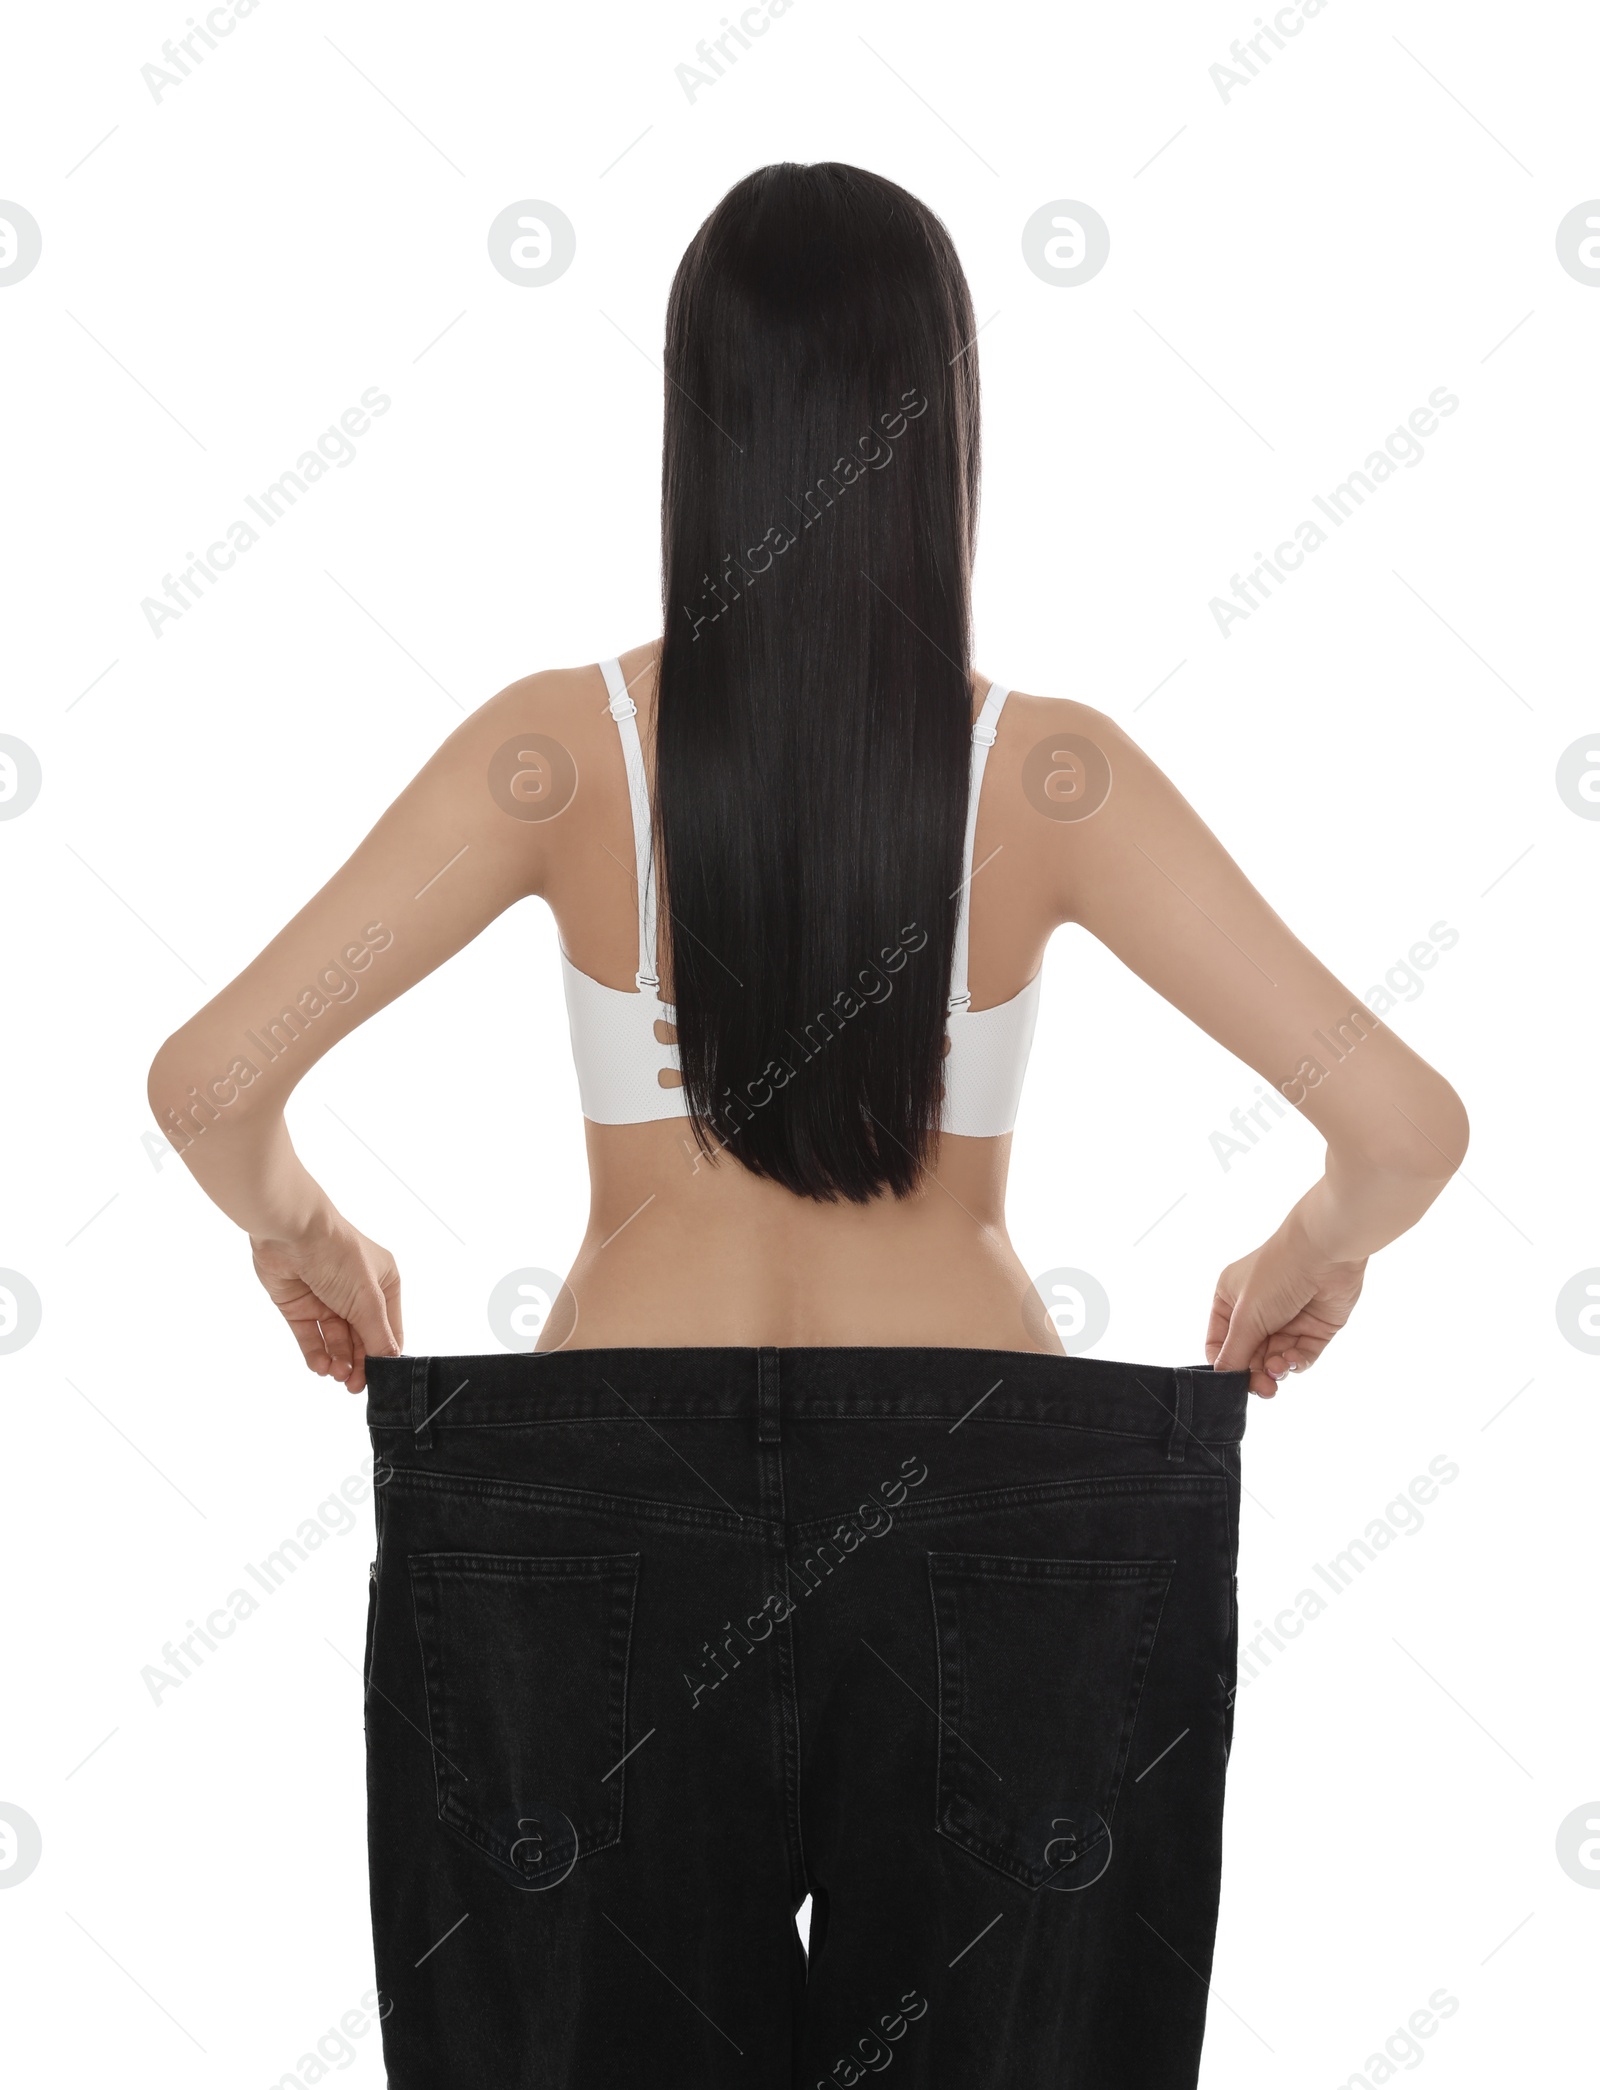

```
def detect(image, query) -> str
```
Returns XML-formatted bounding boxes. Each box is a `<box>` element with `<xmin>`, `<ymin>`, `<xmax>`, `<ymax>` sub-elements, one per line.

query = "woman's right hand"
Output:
<box><xmin>1207</xmin><ymin>1211</ymin><xmax>1366</xmax><ymax>1399</ymax></box>
<box><xmin>250</xmin><ymin>1207</ymin><xmax>403</xmax><ymax>1395</ymax></box>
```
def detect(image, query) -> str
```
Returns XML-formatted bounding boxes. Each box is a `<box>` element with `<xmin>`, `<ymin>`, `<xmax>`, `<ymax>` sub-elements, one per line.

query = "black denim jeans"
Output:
<box><xmin>364</xmin><ymin>1346</ymin><xmax>1249</xmax><ymax>2088</ymax></box>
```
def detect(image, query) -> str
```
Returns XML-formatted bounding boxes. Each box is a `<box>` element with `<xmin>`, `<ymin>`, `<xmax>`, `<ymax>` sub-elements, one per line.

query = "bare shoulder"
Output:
<box><xmin>466</xmin><ymin>658</ymin><xmax>612</xmax><ymax>743</ymax></box>
<box><xmin>380</xmin><ymin>655</ymin><xmax>635</xmax><ymax>902</ymax></box>
<box><xmin>992</xmin><ymin>687</ymin><xmax>1144</xmax><ymax>826</ymax></box>
<box><xmin>471</xmin><ymin>640</ymin><xmax>661</xmax><ymax>748</ymax></box>
<box><xmin>999</xmin><ymin>687</ymin><xmax>1123</xmax><ymax>752</ymax></box>
<box><xmin>986</xmin><ymin>686</ymin><xmax>1188</xmax><ymax>927</ymax></box>
<box><xmin>440</xmin><ymin>653</ymin><xmax>638</xmax><ymax>807</ymax></box>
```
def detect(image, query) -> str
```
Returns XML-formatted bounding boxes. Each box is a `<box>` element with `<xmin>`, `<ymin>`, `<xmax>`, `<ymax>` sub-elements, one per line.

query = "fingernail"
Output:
<box><xmin>1268</xmin><ymin>1364</ymin><xmax>1286</xmax><ymax>1379</ymax></box>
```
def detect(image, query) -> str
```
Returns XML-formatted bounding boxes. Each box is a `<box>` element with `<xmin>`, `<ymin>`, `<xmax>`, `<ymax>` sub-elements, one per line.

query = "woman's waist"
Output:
<box><xmin>367</xmin><ymin>1343</ymin><xmax>1249</xmax><ymax>1444</ymax></box>
<box><xmin>558</xmin><ymin>1204</ymin><xmax>1035</xmax><ymax>1351</ymax></box>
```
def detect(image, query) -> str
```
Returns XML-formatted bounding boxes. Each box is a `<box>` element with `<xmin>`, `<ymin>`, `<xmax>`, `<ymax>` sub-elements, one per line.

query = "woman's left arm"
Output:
<box><xmin>147</xmin><ymin>668</ymin><xmax>581</xmax><ymax>1391</ymax></box>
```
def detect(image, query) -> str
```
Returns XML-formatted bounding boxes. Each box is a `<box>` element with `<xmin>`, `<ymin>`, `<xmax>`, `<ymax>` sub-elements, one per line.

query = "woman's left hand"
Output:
<box><xmin>250</xmin><ymin>1207</ymin><xmax>403</xmax><ymax>1395</ymax></box>
<box><xmin>1207</xmin><ymin>1218</ymin><xmax>1366</xmax><ymax>1399</ymax></box>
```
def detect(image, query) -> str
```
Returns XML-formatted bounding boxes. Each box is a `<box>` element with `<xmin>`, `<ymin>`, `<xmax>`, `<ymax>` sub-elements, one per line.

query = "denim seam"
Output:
<box><xmin>406</xmin><ymin>1569</ymin><xmax>446</xmax><ymax>1838</ymax></box>
<box><xmin>756</xmin><ymin>1376</ymin><xmax>809</xmax><ymax>1903</ymax></box>
<box><xmin>779</xmin><ymin>1407</ymin><xmax>1243</xmax><ymax>1440</ymax></box>
<box><xmin>409</xmin><ymin>1355</ymin><xmax>433</xmax><ymax>1451</ymax></box>
<box><xmin>1218</xmin><ymin>1450</ymin><xmax>1241</xmax><ymax>1766</ymax></box>
<box><xmin>366</xmin><ymin>1410</ymin><xmax>1245</xmax><ymax>1443</ymax></box>
<box><xmin>610</xmin><ymin>1555</ymin><xmax>640</xmax><ymax>1852</ymax></box>
<box><xmin>1119</xmin><ymin>1567</ymin><xmax>1175</xmax><ymax>1829</ymax></box>
<box><xmin>379</xmin><ymin>1465</ymin><xmax>765</xmax><ymax>1538</ymax></box>
<box><xmin>407</xmin><ymin>1551</ymin><xmax>643</xmax><ymax>1576</ymax></box>
<box><xmin>791</xmin><ymin>1471</ymin><xmax>1227</xmax><ymax>1543</ymax></box>
<box><xmin>924</xmin><ymin>1554</ymin><xmax>1180</xmax><ymax>1581</ymax></box>
<box><xmin>1167</xmin><ymin>1366</ymin><xmax>1196</xmax><ymax>1463</ymax></box>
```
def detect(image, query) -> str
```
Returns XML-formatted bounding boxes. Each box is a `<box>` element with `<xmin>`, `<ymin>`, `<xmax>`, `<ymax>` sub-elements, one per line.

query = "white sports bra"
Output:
<box><xmin>559</xmin><ymin>659</ymin><xmax>1042</xmax><ymax>1136</ymax></box>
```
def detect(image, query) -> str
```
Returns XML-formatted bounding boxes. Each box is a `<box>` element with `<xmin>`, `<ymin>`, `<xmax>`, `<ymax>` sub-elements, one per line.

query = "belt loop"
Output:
<box><xmin>1167</xmin><ymin>1367</ymin><xmax>1195</xmax><ymax>1464</ymax></box>
<box><xmin>757</xmin><ymin>1348</ymin><xmax>781</xmax><ymax>1444</ymax></box>
<box><xmin>411</xmin><ymin>1355</ymin><xmax>434</xmax><ymax>1452</ymax></box>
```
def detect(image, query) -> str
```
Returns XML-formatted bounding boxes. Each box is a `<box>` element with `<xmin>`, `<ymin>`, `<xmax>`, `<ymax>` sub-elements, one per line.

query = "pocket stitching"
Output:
<box><xmin>409</xmin><ymin>1551</ymin><xmax>639</xmax><ymax>1879</ymax></box>
<box><xmin>927</xmin><ymin>1551</ymin><xmax>1176</xmax><ymax>1892</ymax></box>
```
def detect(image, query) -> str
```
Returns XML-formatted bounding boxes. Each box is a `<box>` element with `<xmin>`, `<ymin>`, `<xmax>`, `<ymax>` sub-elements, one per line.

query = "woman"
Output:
<box><xmin>148</xmin><ymin>163</ymin><xmax>1466</xmax><ymax>2088</ymax></box>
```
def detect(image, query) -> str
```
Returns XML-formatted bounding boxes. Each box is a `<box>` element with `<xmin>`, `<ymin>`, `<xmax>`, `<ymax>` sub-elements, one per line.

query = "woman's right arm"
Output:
<box><xmin>1031</xmin><ymin>698</ymin><xmax>1469</xmax><ymax>1397</ymax></box>
<box><xmin>146</xmin><ymin>666</ymin><xmax>590</xmax><ymax>1390</ymax></box>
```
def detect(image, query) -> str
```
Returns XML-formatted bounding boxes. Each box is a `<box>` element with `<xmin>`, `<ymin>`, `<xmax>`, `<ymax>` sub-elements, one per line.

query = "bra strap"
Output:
<box><xmin>598</xmin><ymin>657</ymin><xmax>659</xmax><ymax>990</ymax></box>
<box><xmin>948</xmin><ymin>681</ymin><xmax>1011</xmax><ymax>1015</ymax></box>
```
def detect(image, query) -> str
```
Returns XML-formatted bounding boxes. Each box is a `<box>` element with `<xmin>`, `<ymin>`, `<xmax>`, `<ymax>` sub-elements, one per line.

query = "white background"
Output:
<box><xmin>2</xmin><ymin>0</ymin><xmax>1595</xmax><ymax>2081</ymax></box>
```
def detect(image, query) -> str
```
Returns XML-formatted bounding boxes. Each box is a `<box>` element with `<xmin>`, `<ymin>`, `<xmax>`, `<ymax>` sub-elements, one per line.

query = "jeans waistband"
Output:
<box><xmin>365</xmin><ymin>1347</ymin><xmax>1250</xmax><ymax>1448</ymax></box>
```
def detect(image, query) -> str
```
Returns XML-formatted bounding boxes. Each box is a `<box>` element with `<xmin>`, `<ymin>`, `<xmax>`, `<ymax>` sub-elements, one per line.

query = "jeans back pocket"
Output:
<box><xmin>928</xmin><ymin>1551</ymin><xmax>1174</xmax><ymax>1892</ymax></box>
<box><xmin>409</xmin><ymin>1551</ymin><xmax>639</xmax><ymax>1890</ymax></box>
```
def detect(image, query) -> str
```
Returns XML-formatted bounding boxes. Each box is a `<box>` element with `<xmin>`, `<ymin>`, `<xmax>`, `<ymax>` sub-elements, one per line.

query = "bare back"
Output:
<box><xmin>150</xmin><ymin>638</ymin><xmax>1464</xmax><ymax>1369</ymax></box>
<box><xmin>547</xmin><ymin>643</ymin><xmax>1057</xmax><ymax>1350</ymax></box>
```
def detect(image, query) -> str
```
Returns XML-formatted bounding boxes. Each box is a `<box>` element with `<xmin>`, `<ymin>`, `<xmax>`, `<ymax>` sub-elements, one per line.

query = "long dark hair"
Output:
<box><xmin>656</xmin><ymin>163</ymin><xmax>981</xmax><ymax>1202</ymax></box>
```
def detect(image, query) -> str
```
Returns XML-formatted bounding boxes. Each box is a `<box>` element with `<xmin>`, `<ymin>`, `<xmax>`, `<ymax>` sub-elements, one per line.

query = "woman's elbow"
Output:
<box><xmin>1437</xmin><ymin>1083</ymin><xmax>1470</xmax><ymax>1174</ymax></box>
<box><xmin>148</xmin><ymin>1030</ymin><xmax>206</xmax><ymax>1115</ymax></box>
<box><xmin>1352</xmin><ymin>1077</ymin><xmax>1470</xmax><ymax>1181</ymax></box>
<box><xmin>148</xmin><ymin>1027</ymin><xmax>274</xmax><ymax>1139</ymax></box>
